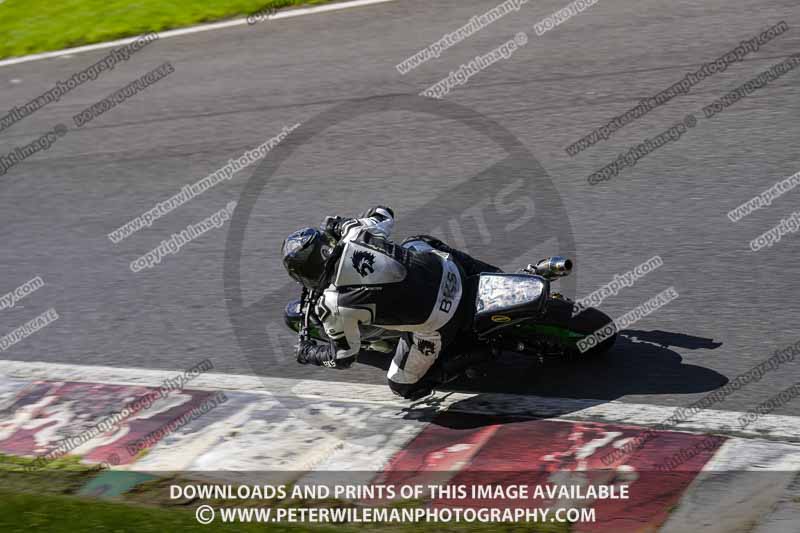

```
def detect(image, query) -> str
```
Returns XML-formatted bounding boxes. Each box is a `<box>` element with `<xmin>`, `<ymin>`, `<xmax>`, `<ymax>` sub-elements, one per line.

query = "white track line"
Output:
<box><xmin>3</xmin><ymin>359</ymin><xmax>800</xmax><ymax>442</ymax></box>
<box><xmin>0</xmin><ymin>0</ymin><xmax>397</xmax><ymax>68</ymax></box>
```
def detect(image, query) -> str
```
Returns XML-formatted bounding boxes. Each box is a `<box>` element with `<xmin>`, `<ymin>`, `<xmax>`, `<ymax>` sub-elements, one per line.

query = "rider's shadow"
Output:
<box><xmin>360</xmin><ymin>330</ymin><xmax>727</xmax><ymax>411</ymax></box>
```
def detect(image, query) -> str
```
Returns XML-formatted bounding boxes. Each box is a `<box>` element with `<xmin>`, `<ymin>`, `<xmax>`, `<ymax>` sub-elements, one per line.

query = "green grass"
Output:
<box><xmin>0</xmin><ymin>455</ymin><xmax>570</xmax><ymax>533</ymax></box>
<box><xmin>0</xmin><ymin>0</ymin><xmax>336</xmax><ymax>60</ymax></box>
<box><xmin>0</xmin><ymin>490</ymin><xmax>339</xmax><ymax>533</ymax></box>
<box><xmin>0</xmin><ymin>452</ymin><xmax>108</xmax><ymax>495</ymax></box>
<box><xmin>0</xmin><ymin>491</ymin><xmax>571</xmax><ymax>533</ymax></box>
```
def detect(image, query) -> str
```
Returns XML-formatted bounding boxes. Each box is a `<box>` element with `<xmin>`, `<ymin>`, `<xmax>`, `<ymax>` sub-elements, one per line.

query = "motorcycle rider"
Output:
<box><xmin>281</xmin><ymin>206</ymin><xmax>500</xmax><ymax>400</ymax></box>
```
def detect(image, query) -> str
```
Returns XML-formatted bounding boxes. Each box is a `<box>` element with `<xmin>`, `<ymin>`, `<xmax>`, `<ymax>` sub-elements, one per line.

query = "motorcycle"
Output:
<box><xmin>283</xmin><ymin>255</ymin><xmax>617</xmax><ymax>372</ymax></box>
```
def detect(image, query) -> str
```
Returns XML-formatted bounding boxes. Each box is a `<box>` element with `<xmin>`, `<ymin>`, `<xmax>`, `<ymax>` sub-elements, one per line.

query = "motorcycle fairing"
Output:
<box><xmin>473</xmin><ymin>273</ymin><xmax>550</xmax><ymax>335</ymax></box>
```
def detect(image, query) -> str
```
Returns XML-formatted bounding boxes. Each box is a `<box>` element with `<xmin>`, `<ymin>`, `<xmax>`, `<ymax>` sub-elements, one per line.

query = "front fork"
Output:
<box><xmin>298</xmin><ymin>288</ymin><xmax>311</xmax><ymax>343</ymax></box>
<box><xmin>298</xmin><ymin>288</ymin><xmax>324</xmax><ymax>344</ymax></box>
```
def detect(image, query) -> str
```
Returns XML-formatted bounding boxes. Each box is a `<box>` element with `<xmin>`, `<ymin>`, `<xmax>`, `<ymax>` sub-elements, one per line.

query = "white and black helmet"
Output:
<box><xmin>281</xmin><ymin>227</ymin><xmax>336</xmax><ymax>289</ymax></box>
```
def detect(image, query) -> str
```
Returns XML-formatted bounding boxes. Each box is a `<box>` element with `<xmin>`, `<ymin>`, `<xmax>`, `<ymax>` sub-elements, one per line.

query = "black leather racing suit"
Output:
<box><xmin>298</xmin><ymin>207</ymin><xmax>499</xmax><ymax>399</ymax></box>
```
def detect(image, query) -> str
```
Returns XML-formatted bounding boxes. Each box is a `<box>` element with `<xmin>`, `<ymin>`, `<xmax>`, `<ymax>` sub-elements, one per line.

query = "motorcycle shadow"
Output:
<box><xmin>458</xmin><ymin>330</ymin><xmax>726</xmax><ymax>400</ymax></box>
<box><xmin>362</xmin><ymin>330</ymin><xmax>728</xmax><ymax>421</ymax></box>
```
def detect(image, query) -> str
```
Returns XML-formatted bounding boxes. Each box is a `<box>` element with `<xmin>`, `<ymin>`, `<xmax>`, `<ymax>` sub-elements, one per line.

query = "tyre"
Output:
<box><xmin>566</xmin><ymin>304</ymin><xmax>617</xmax><ymax>356</ymax></box>
<box><xmin>507</xmin><ymin>297</ymin><xmax>617</xmax><ymax>359</ymax></box>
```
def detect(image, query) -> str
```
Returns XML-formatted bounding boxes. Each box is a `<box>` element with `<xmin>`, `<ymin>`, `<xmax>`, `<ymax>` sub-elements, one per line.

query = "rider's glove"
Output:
<box><xmin>323</xmin><ymin>216</ymin><xmax>343</xmax><ymax>236</ymax></box>
<box><xmin>322</xmin><ymin>216</ymin><xmax>354</xmax><ymax>240</ymax></box>
<box><xmin>295</xmin><ymin>339</ymin><xmax>355</xmax><ymax>368</ymax></box>
<box><xmin>361</xmin><ymin>206</ymin><xmax>394</xmax><ymax>220</ymax></box>
<box><xmin>296</xmin><ymin>339</ymin><xmax>334</xmax><ymax>366</ymax></box>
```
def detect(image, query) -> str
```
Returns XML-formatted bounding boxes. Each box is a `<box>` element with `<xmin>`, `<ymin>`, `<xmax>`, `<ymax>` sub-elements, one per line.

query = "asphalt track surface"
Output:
<box><xmin>1</xmin><ymin>0</ymin><xmax>799</xmax><ymax>414</ymax></box>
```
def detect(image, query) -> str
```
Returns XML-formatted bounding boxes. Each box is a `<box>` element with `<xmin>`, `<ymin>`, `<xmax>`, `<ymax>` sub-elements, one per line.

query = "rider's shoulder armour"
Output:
<box><xmin>333</xmin><ymin>236</ymin><xmax>407</xmax><ymax>287</ymax></box>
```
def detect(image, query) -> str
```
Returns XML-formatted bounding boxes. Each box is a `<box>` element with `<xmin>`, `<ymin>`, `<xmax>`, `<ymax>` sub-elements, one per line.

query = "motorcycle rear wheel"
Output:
<box><xmin>501</xmin><ymin>297</ymin><xmax>617</xmax><ymax>360</ymax></box>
